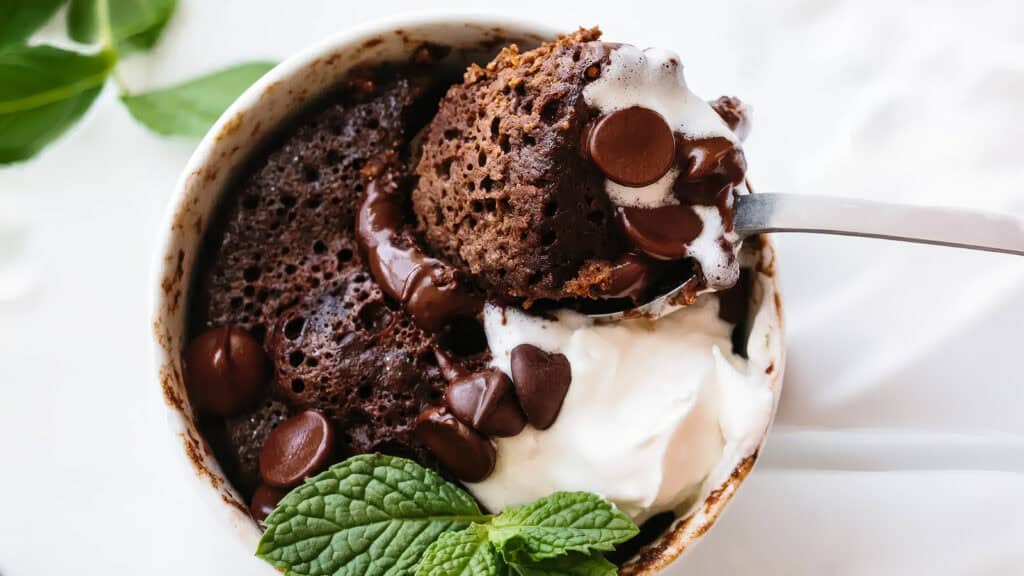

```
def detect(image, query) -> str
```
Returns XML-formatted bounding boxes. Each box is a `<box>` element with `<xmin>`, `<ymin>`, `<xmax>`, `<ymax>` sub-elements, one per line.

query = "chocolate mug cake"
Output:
<box><xmin>153</xmin><ymin>17</ymin><xmax>784</xmax><ymax>576</ymax></box>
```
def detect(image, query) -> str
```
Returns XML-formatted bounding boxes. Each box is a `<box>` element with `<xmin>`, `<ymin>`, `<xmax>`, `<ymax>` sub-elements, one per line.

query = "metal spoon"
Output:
<box><xmin>589</xmin><ymin>193</ymin><xmax>1024</xmax><ymax>322</ymax></box>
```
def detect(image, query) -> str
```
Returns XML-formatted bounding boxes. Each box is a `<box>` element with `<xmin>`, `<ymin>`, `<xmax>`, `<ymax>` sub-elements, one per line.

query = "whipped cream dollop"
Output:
<box><xmin>467</xmin><ymin>295</ymin><xmax>775</xmax><ymax>521</ymax></box>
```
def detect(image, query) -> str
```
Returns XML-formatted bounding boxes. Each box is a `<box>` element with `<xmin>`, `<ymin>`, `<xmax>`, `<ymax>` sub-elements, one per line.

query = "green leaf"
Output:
<box><xmin>488</xmin><ymin>493</ymin><xmax>638</xmax><ymax>562</ymax></box>
<box><xmin>257</xmin><ymin>454</ymin><xmax>488</xmax><ymax>576</ymax></box>
<box><xmin>0</xmin><ymin>43</ymin><xmax>114</xmax><ymax>164</ymax></box>
<box><xmin>510</xmin><ymin>553</ymin><xmax>618</xmax><ymax>576</ymax></box>
<box><xmin>67</xmin><ymin>0</ymin><xmax>176</xmax><ymax>52</ymax></box>
<box><xmin>416</xmin><ymin>525</ymin><xmax>503</xmax><ymax>576</ymax></box>
<box><xmin>120</xmin><ymin>61</ymin><xmax>274</xmax><ymax>137</ymax></box>
<box><xmin>0</xmin><ymin>0</ymin><xmax>66</xmax><ymax>45</ymax></box>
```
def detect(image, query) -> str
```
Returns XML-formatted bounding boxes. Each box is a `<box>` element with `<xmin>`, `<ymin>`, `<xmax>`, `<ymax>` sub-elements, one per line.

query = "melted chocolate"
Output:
<box><xmin>356</xmin><ymin>179</ymin><xmax>482</xmax><ymax>332</ymax></box>
<box><xmin>675</xmin><ymin>136</ymin><xmax>747</xmax><ymax>205</ymax></box>
<box><xmin>617</xmin><ymin>204</ymin><xmax>704</xmax><ymax>260</ymax></box>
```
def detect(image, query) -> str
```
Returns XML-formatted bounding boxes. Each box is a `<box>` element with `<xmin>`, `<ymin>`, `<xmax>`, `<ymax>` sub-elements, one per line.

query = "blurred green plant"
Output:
<box><xmin>0</xmin><ymin>0</ymin><xmax>276</xmax><ymax>164</ymax></box>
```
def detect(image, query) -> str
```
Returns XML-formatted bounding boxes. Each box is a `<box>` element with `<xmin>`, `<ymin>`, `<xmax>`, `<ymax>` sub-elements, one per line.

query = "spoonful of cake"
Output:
<box><xmin>411</xmin><ymin>29</ymin><xmax>1024</xmax><ymax>323</ymax></box>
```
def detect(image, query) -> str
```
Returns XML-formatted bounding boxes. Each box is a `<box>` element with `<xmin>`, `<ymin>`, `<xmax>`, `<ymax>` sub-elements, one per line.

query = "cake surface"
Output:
<box><xmin>189</xmin><ymin>57</ymin><xmax>458</xmax><ymax>494</ymax></box>
<box><xmin>413</xmin><ymin>29</ymin><xmax>627</xmax><ymax>303</ymax></box>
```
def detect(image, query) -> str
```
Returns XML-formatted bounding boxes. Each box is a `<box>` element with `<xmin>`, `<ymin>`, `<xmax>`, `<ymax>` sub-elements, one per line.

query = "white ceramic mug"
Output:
<box><xmin>150</xmin><ymin>13</ymin><xmax>786</xmax><ymax>575</ymax></box>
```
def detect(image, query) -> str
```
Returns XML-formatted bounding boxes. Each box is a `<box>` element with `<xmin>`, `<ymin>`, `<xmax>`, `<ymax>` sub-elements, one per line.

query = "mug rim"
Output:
<box><xmin>149</xmin><ymin>12</ymin><xmax>785</xmax><ymax>575</ymax></box>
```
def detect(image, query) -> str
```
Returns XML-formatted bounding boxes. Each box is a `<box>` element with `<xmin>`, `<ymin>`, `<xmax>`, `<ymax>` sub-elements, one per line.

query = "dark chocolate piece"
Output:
<box><xmin>675</xmin><ymin>137</ymin><xmax>747</xmax><ymax>205</ymax></box>
<box><xmin>509</xmin><ymin>344</ymin><xmax>572</xmax><ymax>430</ymax></box>
<box><xmin>357</xmin><ymin>179</ymin><xmax>482</xmax><ymax>332</ymax></box>
<box><xmin>434</xmin><ymin>347</ymin><xmax>470</xmax><ymax>382</ymax></box>
<box><xmin>585</xmin><ymin>106</ymin><xmax>675</xmax><ymax>187</ymax></box>
<box><xmin>184</xmin><ymin>326</ymin><xmax>270</xmax><ymax>417</ymax></box>
<box><xmin>250</xmin><ymin>483</ymin><xmax>288</xmax><ymax>524</ymax></box>
<box><xmin>592</xmin><ymin>253</ymin><xmax>655</xmax><ymax>300</ymax></box>
<box><xmin>617</xmin><ymin>205</ymin><xmax>703</xmax><ymax>260</ymax></box>
<box><xmin>258</xmin><ymin>410</ymin><xmax>335</xmax><ymax>488</ymax></box>
<box><xmin>415</xmin><ymin>406</ymin><xmax>496</xmax><ymax>482</ymax></box>
<box><xmin>445</xmin><ymin>369</ymin><xmax>527</xmax><ymax>437</ymax></box>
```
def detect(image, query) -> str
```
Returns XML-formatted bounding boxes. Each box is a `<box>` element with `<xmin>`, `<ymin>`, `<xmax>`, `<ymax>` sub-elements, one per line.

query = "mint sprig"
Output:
<box><xmin>0</xmin><ymin>0</ymin><xmax>276</xmax><ymax>165</ymax></box>
<box><xmin>257</xmin><ymin>455</ymin><xmax>488</xmax><ymax>576</ymax></box>
<box><xmin>489</xmin><ymin>492</ymin><xmax>639</xmax><ymax>562</ymax></box>
<box><xmin>509</xmin><ymin>553</ymin><xmax>619</xmax><ymax>576</ymax></box>
<box><xmin>415</xmin><ymin>525</ymin><xmax>503</xmax><ymax>576</ymax></box>
<box><xmin>257</xmin><ymin>455</ymin><xmax>640</xmax><ymax>576</ymax></box>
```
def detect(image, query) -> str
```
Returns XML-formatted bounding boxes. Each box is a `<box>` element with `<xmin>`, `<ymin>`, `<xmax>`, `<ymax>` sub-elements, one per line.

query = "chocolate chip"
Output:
<box><xmin>509</xmin><ymin>344</ymin><xmax>571</xmax><ymax>430</ymax></box>
<box><xmin>258</xmin><ymin>410</ymin><xmax>335</xmax><ymax>488</ymax></box>
<box><xmin>594</xmin><ymin>253</ymin><xmax>654</xmax><ymax>300</ymax></box>
<box><xmin>250</xmin><ymin>483</ymin><xmax>288</xmax><ymax>524</ymax></box>
<box><xmin>415</xmin><ymin>406</ymin><xmax>496</xmax><ymax>482</ymax></box>
<box><xmin>434</xmin><ymin>348</ymin><xmax>469</xmax><ymax>382</ymax></box>
<box><xmin>687</xmin><ymin>136</ymin><xmax>745</xmax><ymax>177</ymax></box>
<box><xmin>617</xmin><ymin>205</ymin><xmax>703</xmax><ymax>260</ymax></box>
<box><xmin>184</xmin><ymin>326</ymin><xmax>270</xmax><ymax>416</ymax></box>
<box><xmin>586</xmin><ymin>106</ymin><xmax>675</xmax><ymax>187</ymax></box>
<box><xmin>445</xmin><ymin>369</ymin><xmax>526</xmax><ymax>437</ymax></box>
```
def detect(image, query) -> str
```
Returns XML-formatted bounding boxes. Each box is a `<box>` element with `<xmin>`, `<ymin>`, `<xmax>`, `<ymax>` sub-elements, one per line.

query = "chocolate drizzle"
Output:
<box><xmin>357</xmin><ymin>179</ymin><xmax>482</xmax><ymax>332</ymax></box>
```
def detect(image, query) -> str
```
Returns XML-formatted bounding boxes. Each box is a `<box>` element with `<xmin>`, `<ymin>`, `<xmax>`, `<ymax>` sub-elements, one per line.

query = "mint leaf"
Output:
<box><xmin>416</xmin><ymin>525</ymin><xmax>502</xmax><ymax>576</ymax></box>
<box><xmin>510</xmin><ymin>553</ymin><xmax>618</xmax><ymax>576</ymax></box>
<box><xmin>0</xmin><ymin>44</ymin><xmax>114</xmax><ymax>164</ymax></box>
<box><xmin>67</xmin><ymin>0</ymin><xmax>176</xmax><ymax>52</ymax></box>
<box><xmin>121</xmin><ymin>61</ymin><xmax>274</xmax><ymax>137</ymax></box>
<box><xmin>488</xmin><ymin>493</ymin><xmax>638</xmax><ymax>562</ymax></box>
<box><xmin>257</xmin><ymin>454</ymin><xmax>488</xmax><ymax>576</ymax></box>
<box><xmin>0</xmin><ymin>0</ymin><xmax>66</xmax><ymax>46</ymax></box>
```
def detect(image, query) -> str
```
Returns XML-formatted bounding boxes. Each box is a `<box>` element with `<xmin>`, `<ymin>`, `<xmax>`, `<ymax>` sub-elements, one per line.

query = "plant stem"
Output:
<box><xmin>97</xmin><ymin>0</ymin><xmax>114</xmax><ymax>51</ymax></box>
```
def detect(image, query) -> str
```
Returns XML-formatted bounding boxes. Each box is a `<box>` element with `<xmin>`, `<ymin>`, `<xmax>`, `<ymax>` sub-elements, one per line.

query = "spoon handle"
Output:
<box><xmin>735</xmin><ymin>193</ymin><xmax>1024</xmax><ymax>256</ymax></box>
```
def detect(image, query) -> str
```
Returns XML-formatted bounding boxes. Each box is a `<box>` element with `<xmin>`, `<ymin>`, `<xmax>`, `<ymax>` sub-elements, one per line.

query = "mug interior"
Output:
<box><xmin>151</xmin><ymin>14</ymin><xmax>784</xmax><ymax>574</ymax></box>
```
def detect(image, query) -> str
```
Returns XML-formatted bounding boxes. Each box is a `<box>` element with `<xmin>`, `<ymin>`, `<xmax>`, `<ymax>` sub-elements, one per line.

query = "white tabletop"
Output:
<box><xmin>1</xmin><ymin>1</ymin><xmax>1023</xmax><ymax>574</ymax></box>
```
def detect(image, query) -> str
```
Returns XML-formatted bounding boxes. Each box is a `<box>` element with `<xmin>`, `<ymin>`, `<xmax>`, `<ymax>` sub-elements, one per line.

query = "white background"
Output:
<box><xmin>1</xmin><ymin>1</ymin><xmax>1023</xmax><ymax>574</ymax></box>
